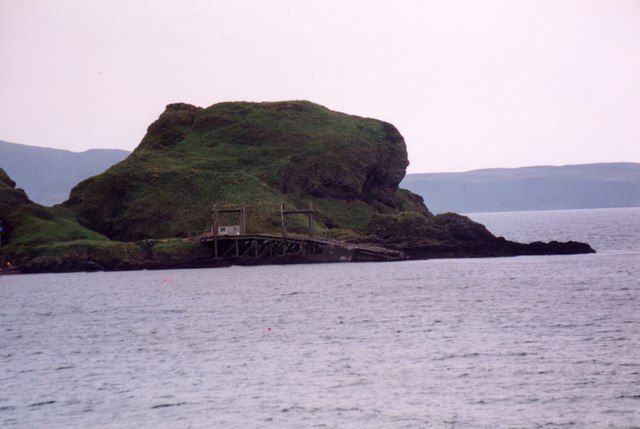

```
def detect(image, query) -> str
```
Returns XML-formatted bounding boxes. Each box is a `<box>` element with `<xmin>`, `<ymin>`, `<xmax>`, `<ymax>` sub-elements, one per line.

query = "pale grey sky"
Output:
<box><xmin>1</xmin><ymin>0</ymin><xmax>639</xmax><ymax>173</ymax></box>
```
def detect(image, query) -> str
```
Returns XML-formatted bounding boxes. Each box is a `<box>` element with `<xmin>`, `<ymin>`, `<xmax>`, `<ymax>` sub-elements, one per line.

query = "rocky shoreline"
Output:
<box><xmin>401</xmin><ymin>239</ymin><xmax>595</xmax><ymax>260</ymax></box>
<box><xmin>1</xmin><ymin>237</ymin><xmax>594</xmax><ymax>275</ymax></box>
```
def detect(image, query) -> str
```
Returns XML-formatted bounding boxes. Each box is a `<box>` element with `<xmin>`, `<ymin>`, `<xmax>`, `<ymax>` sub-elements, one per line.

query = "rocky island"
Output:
<box><xmin>0</xmin><ymin>101</ymin><xmax>594</xmax><ymax>273</ymax></box>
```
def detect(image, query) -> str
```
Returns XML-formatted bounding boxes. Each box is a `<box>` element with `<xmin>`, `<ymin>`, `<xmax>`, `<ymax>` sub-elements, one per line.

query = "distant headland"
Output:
<box><xmin>0</xmin><ymin>101</ymin><xmax>594</xmax><ymax>273</ymax></box>
<box><xmin>0</xmin><ymin>140</ymin><xmax>129</xmax><ymax>206</ymax></box>
<box><xmin>403</xmin><ymin>163</ymin><xmax>640</xmax><ymax>214</ymax></box>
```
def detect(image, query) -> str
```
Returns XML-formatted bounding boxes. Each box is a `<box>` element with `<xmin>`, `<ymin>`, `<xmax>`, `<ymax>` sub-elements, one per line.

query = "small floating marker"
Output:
<box><xmin>267</xmin><ymin>327</ymin><xmax>272</xmax><ymax>332</ymax></box>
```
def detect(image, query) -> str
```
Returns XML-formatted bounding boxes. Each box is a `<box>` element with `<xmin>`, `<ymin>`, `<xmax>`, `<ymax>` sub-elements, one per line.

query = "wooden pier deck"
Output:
<box><xmin>199</xmin><ymin>202</ymin><xmax>406</xmax><ymax>264</ymax></box>
<box><xmin>199</xmin><ymin>232</ymin><xmax>406</xmax><ymax>263</ymax></box>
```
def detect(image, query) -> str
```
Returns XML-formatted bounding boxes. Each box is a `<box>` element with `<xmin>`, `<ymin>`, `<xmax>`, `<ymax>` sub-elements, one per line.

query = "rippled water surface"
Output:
<box><xmin>1</xmin><ymin>208</ymin><xmax>639</xmax><ymax>428</ymax></box>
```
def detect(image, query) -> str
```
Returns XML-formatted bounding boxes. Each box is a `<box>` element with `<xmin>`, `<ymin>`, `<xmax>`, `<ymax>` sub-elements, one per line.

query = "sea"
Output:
<box><xmin>1</xmin><ymin>207</ymin><xmax>639</xmax><ymax>428</ymax></box>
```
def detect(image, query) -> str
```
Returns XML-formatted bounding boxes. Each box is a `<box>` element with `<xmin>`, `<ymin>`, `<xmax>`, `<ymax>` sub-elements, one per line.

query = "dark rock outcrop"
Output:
<box><xmin>362</xmin><ymin>210</ymin><xmax>594</xmax><ymax>258</ymax></box>
<box><xmin>0</xmin><ymin>168</ymin><xmax>17</xmax><ymax>188</ymax></box>
<box><xmin>143</xmin><ymin>103</ymin><xmax>202</xmax><ymax>149</ymax></box>
<box><xmin>0</xmin><ymin>167</ymin><xmax>30</xmax><ymax>244</ymax></box>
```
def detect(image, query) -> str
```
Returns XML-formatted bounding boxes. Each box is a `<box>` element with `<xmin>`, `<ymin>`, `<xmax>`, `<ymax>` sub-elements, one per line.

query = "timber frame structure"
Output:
<box><xmin>280</xmin><ymin>201</ymin><xmax>314</xmax><ymax>238</ymax></box>
<box><xmin>200</xmin><ymin>202</ymin><xmax>406</xmax><ymax>263</ymax></box>
<box><xmin>211</xmin><ymin>204</ymin><xmax>247</xmax><ymax>235</ymax></box>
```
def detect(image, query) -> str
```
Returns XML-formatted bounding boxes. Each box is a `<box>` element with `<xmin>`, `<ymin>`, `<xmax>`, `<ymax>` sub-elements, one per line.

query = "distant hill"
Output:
<box><xmin>402</xmin><ymin>163</ymin><xmax>640</xmax><ymax>213</ymax></box>
<box><xmin>0</xmin><ymin>140</ymin><xmax>130</xmax><ymax>206</ymax></box>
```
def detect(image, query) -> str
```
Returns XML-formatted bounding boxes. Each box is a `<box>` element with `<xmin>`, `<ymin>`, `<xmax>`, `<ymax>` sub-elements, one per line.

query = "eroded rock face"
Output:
<box><xmin>364</xmin><ymin>211</ymin><xmax>497</xmax><ymax>248</ymax></box>
<box><xmin>277</xmin><ymin>120</ymin><xmax>408</xmax><ymax>206</ymax></box>
<box><xmin>363</xmin><ymin>209</ymin><xmax>595</xmax><ymax>258</ymax></box>
<box><xmin>0</xmin><ymin>168</ymin><xmax>29</xmax><ymax>221</ymax></box>
<box><xmin>0</xmin><ymin>168</ymin><xmax>17</xmax><ymax>188</ymax></box>
<box><xmin>0</xmin><ymin>169</ymin><xmax>32</xmax><ymax>246</ymax></box>
<box><xmin>142</xmin><ymin>103</ymin><xmax>202</xmax><ymax>149</ymax></box>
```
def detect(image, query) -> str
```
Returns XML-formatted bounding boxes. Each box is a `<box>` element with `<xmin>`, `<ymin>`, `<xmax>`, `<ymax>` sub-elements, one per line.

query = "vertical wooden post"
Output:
<box><xmin>280</xmin><ymin>201</ymin><xmax>287</xmax><ymax>239</ymax></box>
<box><xmin>280</xmin><ymin>201</ymin><xmax>287</xmax><ymax>255</ymax></box>
<box><xmin>241</xmin><ymin>204</ymin><xmax>247</xmax><ymax>235</ymax></box>
<box><xmin>212</xmin><ymin>205</ymin><xmax>219</xmax><ymax>259</ymax></box>
<box><xmin>308</xmin><ymin>201</ymin><xmax>314</xmax><ymax>237</ymax></box>
<box><xmin>212</xmin><ymin>205</ymin><xmax>219</xmax><ymax>236</ymax></box>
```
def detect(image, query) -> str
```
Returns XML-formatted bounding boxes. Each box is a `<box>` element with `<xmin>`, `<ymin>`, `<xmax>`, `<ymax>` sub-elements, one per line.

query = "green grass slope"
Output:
<box><xmin>1</xmin><ymin>168</ymin><xmax>202</xmax><ymax>272</ymax></box>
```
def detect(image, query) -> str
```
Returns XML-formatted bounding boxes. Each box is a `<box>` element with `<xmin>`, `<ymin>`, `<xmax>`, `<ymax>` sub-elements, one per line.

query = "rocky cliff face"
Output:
<box><xmin>0</xmin><ymin>168</ymin><xmax>17</xmax><ymax>188</ymax></box>
<box><xmin>0</xmin><ymin>168</ymin><xmax>30</xmax><ymax>241</ymax></box>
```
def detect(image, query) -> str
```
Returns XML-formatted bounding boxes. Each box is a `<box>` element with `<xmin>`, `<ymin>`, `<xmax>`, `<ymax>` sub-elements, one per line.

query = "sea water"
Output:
<box><xmin>1</xmin><ymin>208</ymin><xmax>639</xmax><ymax>428</ymax></box>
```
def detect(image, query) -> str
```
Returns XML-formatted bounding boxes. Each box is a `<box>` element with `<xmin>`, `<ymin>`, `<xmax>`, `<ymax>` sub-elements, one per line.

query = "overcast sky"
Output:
<box><xmin>1</xmin><ymin>0</ymin><xmax>639</xmax><ymax>173</ymax></box>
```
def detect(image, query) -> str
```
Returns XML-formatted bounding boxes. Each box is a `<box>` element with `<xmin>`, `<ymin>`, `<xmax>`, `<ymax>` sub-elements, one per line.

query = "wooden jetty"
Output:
<box><xmin>198</xmin><ymin>203</ymin><xmax>406</xmax><ymax>264</ymax></box>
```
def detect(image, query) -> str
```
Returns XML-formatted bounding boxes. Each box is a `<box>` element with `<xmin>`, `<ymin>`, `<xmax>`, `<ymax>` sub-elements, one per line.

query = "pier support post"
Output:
<box><xmin>280</xmin><ymin>201</ymin><xmax>287</xmax><ymax>256</ymax></box>
<box><xmin>241</xmin><ymin>204</ymin><xmax>247</xmax><ymax>234</ymax></box>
